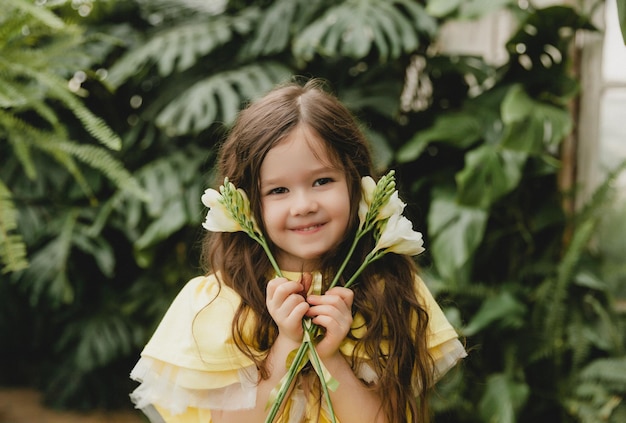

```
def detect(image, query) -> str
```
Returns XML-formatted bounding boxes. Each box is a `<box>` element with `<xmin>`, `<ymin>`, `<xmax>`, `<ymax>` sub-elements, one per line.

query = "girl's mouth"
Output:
<box><xmin>292</xmin><ymin>223</ymin><xmax>324</xmax><ymax>232</ymax></box>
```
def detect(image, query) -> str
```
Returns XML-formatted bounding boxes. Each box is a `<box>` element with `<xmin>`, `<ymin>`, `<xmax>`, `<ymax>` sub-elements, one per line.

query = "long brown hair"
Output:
<box><xmin>201</xmin><ymin>79</ymin><xmax>433</xmax><ymax>423</ymax></box>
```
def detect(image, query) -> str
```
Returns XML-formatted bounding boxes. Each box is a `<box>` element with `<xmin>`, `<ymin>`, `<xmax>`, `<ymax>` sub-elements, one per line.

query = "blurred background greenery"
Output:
<box><xmin>1</xmin><ymin>0</ymin><xmax>625</xmax><ymax>422</ymax></box>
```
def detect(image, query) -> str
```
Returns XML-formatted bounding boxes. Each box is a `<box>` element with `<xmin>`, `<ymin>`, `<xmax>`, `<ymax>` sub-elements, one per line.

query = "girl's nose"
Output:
<box><xmin>290</xmin><ymin>191</ymin><xmax>318</xmax><ymax>215</ymax></box>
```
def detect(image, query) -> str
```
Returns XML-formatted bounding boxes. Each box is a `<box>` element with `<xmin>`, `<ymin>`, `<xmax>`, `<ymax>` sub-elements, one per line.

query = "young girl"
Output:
<box><xmin>130</xmin><ymin>80</ymin><xmax>466</xmax><ymax>423</ymax></box>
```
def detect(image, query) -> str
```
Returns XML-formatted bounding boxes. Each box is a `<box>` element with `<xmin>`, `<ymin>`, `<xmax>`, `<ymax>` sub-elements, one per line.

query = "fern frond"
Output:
<box><xmin>579</xmin><ymin>357</ymin><xmax>626</xmax><ymax>389</ymax></box>
<box><xmin>107</xmin><ymin>8</ymin><xmax>260</xmax><ymax>87</ymax></box>
<box><xmin>54</xmin><ymin>142</ymin><xmax>148</xmax><ymax>201</ymax></box>
<box><xmin>17</xmin><ymin>210</ymin><xmax>78</xmax><ymax>306</ymax></box>
<box><xmin>155</xmin><ymin>62</ymin><xmax>291</xmax><ymax>135</ymax></box>
<box><xmin>38</xmin><ymin>71</ymin><xmax>123</xmax><ymax>151</ymax></box>
<box><xmin>0</xmin><ymin>180</ymin><xmax>29</xmax><ymax>273</ymax></box>
<box><xmin>7</xmin><ymin>0</ymin><xmax>65</xmax><ymax>30</ymax></box>
<box><xmin>542</xmin><ymin>219</ymin><xmax>595</xmax><ymax>351</ymax></box>
<box><xmin>2</xmin><ymin>56</ymin><xmax>122</xmax><ymax>151</ymax></box>
<box><xmin>57</xmin><ymin>310</ymin><xmax>141</xmax><ymax>371</ymax></box>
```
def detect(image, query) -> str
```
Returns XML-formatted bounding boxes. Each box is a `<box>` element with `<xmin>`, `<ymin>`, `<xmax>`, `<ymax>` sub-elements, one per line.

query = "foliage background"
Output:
<box><xmin>1</xmin><ymin>0</ymin><xmax>625</xmax><ymax>421</ymax></box>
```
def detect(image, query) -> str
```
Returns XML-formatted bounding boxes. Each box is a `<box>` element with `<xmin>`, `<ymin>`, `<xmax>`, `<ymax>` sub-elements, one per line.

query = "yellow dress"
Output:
<box><xmin>130</xmin><ymin>271</ymin><xmax>466</xmax><ymax>423</ymax></box>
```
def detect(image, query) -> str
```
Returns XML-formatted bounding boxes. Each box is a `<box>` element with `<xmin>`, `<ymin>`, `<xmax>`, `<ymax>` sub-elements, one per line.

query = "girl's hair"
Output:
<box><xmin>201</xmin><ymin>79</ymin><xmax>433</xmax><ymax>423</ymax></box>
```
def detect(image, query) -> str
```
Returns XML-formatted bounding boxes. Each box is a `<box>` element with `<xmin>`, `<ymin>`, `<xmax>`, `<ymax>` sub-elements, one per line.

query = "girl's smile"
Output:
<box><xmin>260</xmin><ymin>124</ymin><xmax>351</xmax><ymax>272</ymax></box>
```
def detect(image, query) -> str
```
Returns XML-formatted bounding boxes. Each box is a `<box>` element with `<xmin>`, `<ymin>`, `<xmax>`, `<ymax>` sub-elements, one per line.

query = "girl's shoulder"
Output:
<box><xmin>140</xmin><ymin>272</ymin><xmax>251</xmax><ymax>370</ymax></box>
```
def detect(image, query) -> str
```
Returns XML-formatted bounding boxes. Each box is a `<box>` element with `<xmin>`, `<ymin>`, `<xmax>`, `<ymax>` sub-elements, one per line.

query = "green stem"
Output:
<box><xmin>249</xmin><ymin>232</ymin><xmax>283</xmax><ymax>278</ymax></box>
<box><xmin>343</xmin><ymin>250</ymin><xmax>386</xmax><ymax>289</ymax></box>
<box><xmin>306</xmin><ymin>341</ymin><xmax>337</xmax><ymax>423</ymax></box>
<box><xmin>328</xmin><ymin>230</ymin><xmax>365</xmax><ymax>290</ymax></box>
<box><xmin>264</xmin><ymin>340</ymin><xmax>308</xmax><ymax>423</ymax></box>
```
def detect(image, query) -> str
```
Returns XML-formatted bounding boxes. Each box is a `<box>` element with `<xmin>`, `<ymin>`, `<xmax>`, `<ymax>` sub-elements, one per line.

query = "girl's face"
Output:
<box><xmin>259</xmin><ymin>125</ymin><xmax>351</xmax><ymax>272</ymax></box>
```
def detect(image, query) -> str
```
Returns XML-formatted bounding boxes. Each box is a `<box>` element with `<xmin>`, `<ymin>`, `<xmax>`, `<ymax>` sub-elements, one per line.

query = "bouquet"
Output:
<box><xmin>201</xmin><ymin>170</ymin><xmax>424</xmax><ymax>423</ymax></box>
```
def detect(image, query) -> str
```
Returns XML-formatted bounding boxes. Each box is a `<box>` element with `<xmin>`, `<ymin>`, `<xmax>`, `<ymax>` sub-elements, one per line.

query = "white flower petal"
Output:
<box><xmin>374</xmin><ymin>214</ymin><xmax>425</xmax><ymax>256</ymax></box>
<box><xmin>358</xmin><ymin>176</ymin><xmax>376</xmax><ymax>227</ymax></box>
<box><xmin>377</xmin><ymin>191</ymin><xmax>405</xmax><ymax>220</ymax></box>
<box><xmin>201</xmin><ymin>188</ymin><xmax>242</xmax><ymax>232</ymax></box>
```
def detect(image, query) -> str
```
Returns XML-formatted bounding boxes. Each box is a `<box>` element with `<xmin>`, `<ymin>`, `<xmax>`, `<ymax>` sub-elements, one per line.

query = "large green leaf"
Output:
<box><xmin>426</xmin><ymin>0</ymin><xmax>515</xmax><ymax>19</ymax></box>
<box><xmin>501</xmin><ymin>85</ymin><xmax>572</xmax><ymax>153</ymax></box>
<box><xmin>293</xmin><ymin>0</ymin><xmax>435</xmax><ymax>63</ymax></box>
<box><xmin>479</xmin><ymin>373</ymin><xmax>529</xmax><ymax>423</ymax></box>
<box><xmin>455</xmin><ymin>144</ymin><xmax>527</xmax><ymax>209</ymax></box>
<box><xmin>425</xmin><ymin>0</ymin><xmax>462</xmax><ymax>18</ymax></box>
<box><xmin>428</xmin><ymin>191</ymin><xmax>488</xmax><ymax>281</ymax></box>
<box><xmin>462</xmin><ymin>290</ymin><xmax>526</xmax><ymax>336</ymax></box>
<box><xmin>396</xmin><ymin>112</ymin><xmax>483</xmax><ymax>163</ymax></box>
<box><xmin>155</xmin><ymin>62</ymin><xmax>291</xmax><ymax>134</ymax></box>
<box><xmin>107</xmin><ymin>9</ymin><xmax>259</xmax><ymax>86</ymax></box>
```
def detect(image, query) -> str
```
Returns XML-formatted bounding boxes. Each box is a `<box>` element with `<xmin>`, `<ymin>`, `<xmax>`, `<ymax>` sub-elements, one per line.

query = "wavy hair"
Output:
<box><xmin>201</xmin><ymin>79</ymin><xmax>433</xmax><ymax>423</ymax></box>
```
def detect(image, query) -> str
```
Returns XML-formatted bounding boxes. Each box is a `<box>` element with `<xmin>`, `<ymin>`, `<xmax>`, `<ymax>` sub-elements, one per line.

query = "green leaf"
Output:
<box><xmin>425</xmin><ymin>0</ymin><xmax>462</xmax><ymax>18</ymax></box>
<box><xmin>292</xmin><ymin>0</ymin><xmax>433</xmax><ymax>63</ymax></box>
<box><xmin>501</xmin><ymin>85</ymin><xmax>572</xmax><ymax>153</ymax></box>
<box><xmin>134</xmin><ymin>200</ymin><xmax>187</xmax><ymax>251</ymax></box>
<box><xmin>462</xmin><ymin>291</ymin><xmax>526</xmax><ymax>336</ymax></box>
<box><xmin>156</xmin><ymin>62</ymin><xmax>291</xmax><ymax>134</ymax></box>
<box><xmin>10</xmin><ymin>0</ymin><xmax>65</xmax><ymax>30</ymax></box>
<box><xmin>428</xmin><ymin>191</ymin><xmax>488</xmax><ymax>281</ymax></box>
<box><xmin>479</xmin><ymin>373</ymin><xmax>529</xmax><ymax>423</ymax></box>
<box><xmin>579</xmin><ymin>357</ymin><xmax>626</xmax><ymax>386</ymax></box>
<box><xmin>0</xmin><ymin>181</ymin><xmax>28</xmax><ymax>273</ymax></box>
<box><xmin>72</xmin><ymin>231</ymin><xmax>116</xmax><ymax>278</ymax></box>
<box><xmin>396</xmin><ymin>112</ymin><xmax>483</xmax><ymax>163</ymax></box>
<box><xmin>456</xmin><ymin>145</ymin><xmax>527</xmax><ymax>208</ymax></box>
<box><xmin>107</xmin><ymin>10</ymin><xmax>259</xmax><ymax>86</ymax></box>
<box><xmin>459</xmin><ymin>0</ymin><xmax>517</xmax><ymax>20</ymax></box>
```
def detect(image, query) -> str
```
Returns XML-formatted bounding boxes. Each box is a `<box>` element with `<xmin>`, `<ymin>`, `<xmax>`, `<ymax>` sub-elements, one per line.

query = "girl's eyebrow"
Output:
<box><xmin>261</xmin><ymin>165</ymin><xmax>341</xmax><ymax>186</ymax></box>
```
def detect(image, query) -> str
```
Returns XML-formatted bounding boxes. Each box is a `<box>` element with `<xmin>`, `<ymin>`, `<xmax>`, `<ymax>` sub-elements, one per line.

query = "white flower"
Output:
<box><xmin>201</xmin><ymin>188</ymin><xmax>242</xmax><ymax>232</ymax></box>
<box><xmin>358</xmin><ymin>176</ymin><xmax>376</xmax><ymax>228</ymax></box>
<box><xmin>378</xmin><ymin>191</ymin><xmax>405</xmax><ymax>220</ymax></box>
<box><xmin>372</xmin><ymin>213</ymin><xmax>425</xmax><ymax>256</ymax></box>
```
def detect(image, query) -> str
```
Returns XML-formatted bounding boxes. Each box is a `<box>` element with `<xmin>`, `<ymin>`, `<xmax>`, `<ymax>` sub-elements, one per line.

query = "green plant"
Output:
<box><xmin>0</xmin><ymin>0</ymin><xmax>145</xmax><ymax>274</ymax></box>
<box><xmin>2</xmin><ymin>1</ymin><xmax>625</xmax><ymax>421</ymax></box>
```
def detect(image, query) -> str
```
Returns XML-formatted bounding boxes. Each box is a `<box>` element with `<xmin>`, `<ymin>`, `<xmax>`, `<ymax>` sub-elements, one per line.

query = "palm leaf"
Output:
<box><xmin>244</xmin><ymin>0</ymin><xmax>327</xmax><ymax>57</ymax></box>
<box><xmin>293</xmin><ymin>0</ymin><xmax>435</xmax><ymax>63</ymax></box>
<box><xmin>107</xmin><ymin>9</ymin><xmax>260</xmax><ymax>86</ymax></box>
<box><xmin>156</xmin><ymin>62</ymin><xmax>291</xmax><ymax>134</ymax></box>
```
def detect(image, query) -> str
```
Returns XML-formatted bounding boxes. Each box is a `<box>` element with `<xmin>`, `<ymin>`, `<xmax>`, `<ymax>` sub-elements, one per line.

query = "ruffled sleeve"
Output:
<box><xmin>339</xmin><ymin>274</ymin><xmax>466</xmax><ymax>384</ymax></box>
<box><xmin>129</xmin><ymin>274</ymin><xmax>259</xmax><ymax>422</ymax></box>
<box><xmin>414</xmin><ymin>275</ymin><xmax>467</xmax><ymax>381</ymax></box>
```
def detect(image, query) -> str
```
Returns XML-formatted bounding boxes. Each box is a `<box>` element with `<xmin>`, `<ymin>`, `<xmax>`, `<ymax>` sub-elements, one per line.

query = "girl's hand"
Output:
<box><xmin>306</xmin><ymin>287</ymin><xmax>354</xmax><ymax>360</ymax></box>
<box><xmin>266</xmin><ymin>275</ymin><xmax>311</xmax><ymax>344</ymax></box>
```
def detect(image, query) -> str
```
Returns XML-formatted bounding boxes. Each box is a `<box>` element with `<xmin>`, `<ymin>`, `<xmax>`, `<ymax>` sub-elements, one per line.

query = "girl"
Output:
<box><xmin>130</xmin><ymin>79</ymin><xmax>466</xmax><ymax>423</ymax></box>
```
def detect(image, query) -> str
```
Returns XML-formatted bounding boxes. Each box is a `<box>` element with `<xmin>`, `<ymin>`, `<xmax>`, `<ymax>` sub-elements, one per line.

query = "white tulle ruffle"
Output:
<box><xmin>432</xmin><ymin>338</ymin><xmax>467</xmax><ymax>382</ymax></box>
<box><xmin>129</xmin><ymin>356</ymin><xmax>257</xmax><ymax>416</ymax></box>
<box><xmin>129</xmin><ymin>338</ymin><xmax>465</xmax><ymax>421</ymax></box>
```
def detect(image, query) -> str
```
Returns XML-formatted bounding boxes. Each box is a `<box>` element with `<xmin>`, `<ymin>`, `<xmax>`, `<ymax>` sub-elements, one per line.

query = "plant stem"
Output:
<box><xmin>328</xmin><ymin>230</ymin><xmax>365</xmax><ymax>290</ymax></box>
<box><xmin>264</xmin><ymin>340</ymin><xmax>308</xmax><ymax>423</ymax></box>
<box><xmin>344</xmin><ymin>250</ymin><xmax>385</xmax><ymax>289</ymax></box>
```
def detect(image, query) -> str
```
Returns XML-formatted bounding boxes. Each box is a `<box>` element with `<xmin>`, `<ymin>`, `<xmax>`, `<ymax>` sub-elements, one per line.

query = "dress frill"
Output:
<box><xmin>130</xmin><ymin>339</ymin><xmax>466</xmax><ymax>422</ymax></box>
<box><xmin>129</xmin><ymin>272</ymin><xmax>466</xmax><ymax>422</ymax></box>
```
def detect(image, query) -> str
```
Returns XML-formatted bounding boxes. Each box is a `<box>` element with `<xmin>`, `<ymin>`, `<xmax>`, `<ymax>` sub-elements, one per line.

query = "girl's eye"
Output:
<box><xmin>314</xmin><ymin>178</ymin><xmax>332</xmax><ymax>186</ymax></box>
<box><xmin>268</xmin><ymin>187</ymin><xmax>288</xmax><ymax>195</ymax></box>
